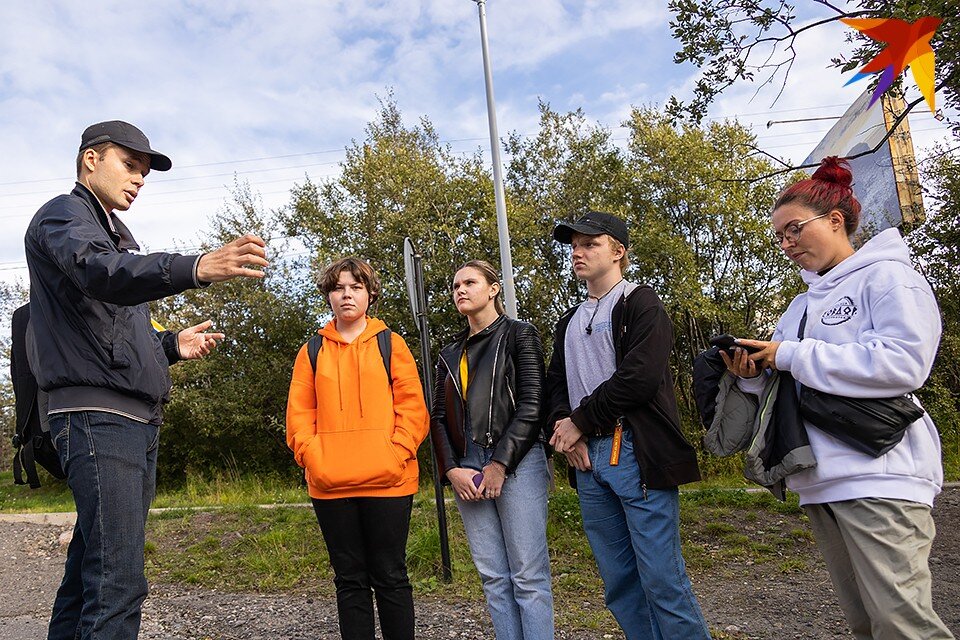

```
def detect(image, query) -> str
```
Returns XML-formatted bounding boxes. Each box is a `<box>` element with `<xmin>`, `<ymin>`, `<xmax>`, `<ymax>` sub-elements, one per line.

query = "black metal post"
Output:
<box><xmin>412</xmin><ymin>250</ymin><xmax>452</xmax><ymax>581</ymax></box>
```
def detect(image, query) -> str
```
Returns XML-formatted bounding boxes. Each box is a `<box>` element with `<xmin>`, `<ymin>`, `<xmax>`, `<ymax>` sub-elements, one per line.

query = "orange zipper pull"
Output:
<box><xmin>610</xmin><ymin>421</ymin><xmax>623</xmax><ymax>466</ymax></box>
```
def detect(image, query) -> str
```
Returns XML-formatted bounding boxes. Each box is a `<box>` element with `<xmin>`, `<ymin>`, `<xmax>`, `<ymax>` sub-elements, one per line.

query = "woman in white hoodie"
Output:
<box><xmin>724</xmin><ymin>157</ymin><xmax>954</xmax><ymax>640</ymax></box>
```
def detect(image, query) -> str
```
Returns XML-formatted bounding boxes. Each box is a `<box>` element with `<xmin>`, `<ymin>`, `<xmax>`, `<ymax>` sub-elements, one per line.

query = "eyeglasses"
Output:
<box><xmin>771</xmin><ymin>212</ymin><xmax>830</xmax><ymax>247</ymax></box>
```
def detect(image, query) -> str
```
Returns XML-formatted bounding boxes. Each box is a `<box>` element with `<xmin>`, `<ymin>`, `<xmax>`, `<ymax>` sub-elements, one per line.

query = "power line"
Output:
<box><xmin>6</xmin><ymin>101</ymin><xmax>942</xmax><ymax>191</ymax></box>
<box><xmin>0</xmin><ymin>136</ymin><xmax>495</xmax><ymax>190</ymax></box>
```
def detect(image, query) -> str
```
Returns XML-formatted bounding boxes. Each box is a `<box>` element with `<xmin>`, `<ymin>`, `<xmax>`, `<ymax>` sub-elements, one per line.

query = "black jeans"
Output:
<box><xmin>312</xmin><ymin>495</ymin><xmax>415</xmax><ymax>640</ymax></box>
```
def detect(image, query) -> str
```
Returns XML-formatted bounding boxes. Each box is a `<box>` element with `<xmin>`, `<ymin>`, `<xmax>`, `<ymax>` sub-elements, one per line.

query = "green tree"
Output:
<box><xmin>280</xmin><ymin>97</ymin><xmax>520</xmax><ymax>363</ymax></box>
<box><xmin>503</xmin><ymin>103</ymin><xmax>630</xmax><ymax>330</ymax></box>
<box><xmin>620</xmin><ymin>108</ymin><xmax>804</xmax><ymax>430</ymax></box>
<box><xmin>0</xmin><ymin>282</ymin><xmax>28</xmax><ymax>471</ymax></box>
<box><xmin>668</xmin><ymin>0</ymin><xmax>959</xmax><ymax>124</ymax></box>
<box><xmin>911</xmin><ymin>147</ymin><xmax>960</xmax><ymax>478</ymax></box>
<box><xmin>505</xmin><ymin>104</ymin><xmax>803</xmax><ymax>476</ymax></box>
<box><xmin>153</xmin><ymin>98</ymin><xmax>959</xmax><ymax>486</ymax></box>
<box><xmin>151</xmin><ymin>184</ymin><xmax>316</xmax><ymax>485</ymax></box>
<box><xmin>279</xmin><ymin>98</ymin><xmax>515</xmax><ymax>479</ymax></box>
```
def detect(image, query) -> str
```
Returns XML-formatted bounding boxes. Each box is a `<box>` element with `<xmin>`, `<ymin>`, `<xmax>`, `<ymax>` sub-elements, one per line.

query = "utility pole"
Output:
<box><xmin>471</xmin><ymin>0</ymin><xmax>518</xmax><ymax>318</ymax></box>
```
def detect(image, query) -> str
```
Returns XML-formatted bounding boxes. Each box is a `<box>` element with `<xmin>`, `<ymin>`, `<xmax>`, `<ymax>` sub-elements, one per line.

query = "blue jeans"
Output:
<box><xmin>576</xmin><ymin>430</ymin><xmax>710</xmax><ymax>640</ymax></box>
<box><xmin>47</xmin><ymin>411</ymin><xmax>159</xmax><ymax>640</ymax></box>
<box><xmin>455</xmin><ymin>444</ymin><xmax>554</xmax><ymax>640</ymax></box>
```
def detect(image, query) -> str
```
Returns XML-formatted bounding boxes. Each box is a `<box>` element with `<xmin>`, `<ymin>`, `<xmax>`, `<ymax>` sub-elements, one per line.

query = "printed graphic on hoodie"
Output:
<box><xmin>821</xmin><ymin>296</ymin><xmax>858</xmax><ymax>326</ymax></box>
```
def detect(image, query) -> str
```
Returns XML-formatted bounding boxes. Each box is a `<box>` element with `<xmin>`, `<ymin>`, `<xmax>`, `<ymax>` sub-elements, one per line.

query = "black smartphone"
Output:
<box><xmin>709</xmin><ymin>334</ymin><xmax>761</xmax><ymax>354</ymax></box>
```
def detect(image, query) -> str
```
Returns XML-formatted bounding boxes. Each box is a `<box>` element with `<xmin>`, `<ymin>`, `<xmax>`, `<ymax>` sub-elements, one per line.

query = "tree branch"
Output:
<box><xmin>743</xmin><ymin>144</ymin><xmax>792</xmax><ymax>168</ymax></box>
<box><xmin>751</xmin><ymin>11</ymin><xmax>873</xmax><ymax>47</ymax></box>
<box><xmin>724</xmin><ymin>80</ymin><xmax>949</xmax><ymax>184</ymax></box>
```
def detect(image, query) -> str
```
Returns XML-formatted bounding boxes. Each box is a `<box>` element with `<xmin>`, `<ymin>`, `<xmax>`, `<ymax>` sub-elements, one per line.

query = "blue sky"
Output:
<box><xmin>0</xmin><ymin>0</ymin><xmax>953</xmax><ymax>285</ymax></box>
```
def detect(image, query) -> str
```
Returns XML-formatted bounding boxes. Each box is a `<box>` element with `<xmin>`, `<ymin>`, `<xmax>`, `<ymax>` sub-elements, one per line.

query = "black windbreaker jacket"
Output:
<box><xmin>545</xmin><ymin>284</ymin><xmax>701</xmax><ymax>489</ymax></box>
<box><xmin>24</xmin><ymin>183</ymin><xmax>203</xmax><ymax>424</ymax></box>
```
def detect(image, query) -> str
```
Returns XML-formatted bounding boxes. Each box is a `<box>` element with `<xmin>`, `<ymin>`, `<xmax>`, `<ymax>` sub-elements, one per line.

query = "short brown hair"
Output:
<box><xmin>457</xmin><ymin>259</ymin><xmax>505</xmax><ymax>315</ymax></box>
<box><xmin>318</xmin><ymin>257</ymin><xmax>381</xmax><ymax>305</ymax></box>
<box><xmin>75</xmin><ymin>142</ymin><xmax>114</xmax><ymax>178</ymax></box>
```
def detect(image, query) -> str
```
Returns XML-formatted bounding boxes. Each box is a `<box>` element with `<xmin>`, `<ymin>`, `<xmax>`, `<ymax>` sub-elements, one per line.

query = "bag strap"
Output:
<box><xmin>13</xmin><ymin>437</ymin><xmax>42</xmax><ymax>489</ymax></box>
<box><xmin>377</xmin><ymin>329</ymin><xmax>393</xmax><ymax>385</ymax></box>
<box><xmin>307</xmin><ymin>330</ymin><xmax>392</xmax><ymax>387</ymax></box>
<box><xmin>798</xmin><ymin>307</ymin><xmax>808</xmax><ymax>340</ymax></box>
<box><xmin>307</xmin><ymin>335</ymin><xmax>323</xmax><ymax>371</ymax></box>
<box><xmin>12</xmin><ymin>381</ymin><xmax>41</xmax><ymax>488</ymax></box>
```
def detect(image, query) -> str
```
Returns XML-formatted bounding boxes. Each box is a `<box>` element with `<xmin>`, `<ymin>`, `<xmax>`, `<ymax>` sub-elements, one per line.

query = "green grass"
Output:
<box><xmin>150</xmin><ymin>470</ymin><xmax>306</xmax><ymax>509</ymax></box>
<box><xmin>0</xmin><ymin>468</ymin><xmax>306</xmax><ymax>513</ymax></box>
<box><xmin>141</xmin><ymin>482</ymin><xmax>816</xmax><ymax>637</ymax></box>
<box><xmin>0</xmin><ymin>470</ymin><xmax>75</xmax><ymax>512</ymax></box>
<box><xmin>3</xmin><ymin>469</ymin><xmax>815</xmax><ymax>637</ymax></box>
<box><xmin>679</xmin><ymin>488</ymin><xmax>815</xmax><ymax>578</ymax></box>
<box><xmin>145</xmin><ymin>487</ymin><xmax>618</xmax><ymax>633</ymax></box>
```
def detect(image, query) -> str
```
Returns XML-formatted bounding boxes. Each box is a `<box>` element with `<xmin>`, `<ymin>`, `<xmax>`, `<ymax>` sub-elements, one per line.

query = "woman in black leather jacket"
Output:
<box><xmin>431</xmin><ymin>260</ymin><xmax>554</xmax><ymax>640</ymax></box>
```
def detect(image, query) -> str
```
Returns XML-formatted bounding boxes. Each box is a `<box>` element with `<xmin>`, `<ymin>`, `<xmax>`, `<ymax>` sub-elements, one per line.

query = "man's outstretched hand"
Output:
<box><xmin>197</xmin><ymin>234</ymin><xmax>269</xmax><ymax>283</ymax></box>
<box><xmin>177</xmin><ymin>320</ymin><xmax>225</xmax><ymax>360</ymax></box>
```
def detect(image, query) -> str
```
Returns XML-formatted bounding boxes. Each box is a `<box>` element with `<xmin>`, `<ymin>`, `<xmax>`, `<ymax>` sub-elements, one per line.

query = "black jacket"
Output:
<box><xmin>694</xmin><ymin>347</ymin><xmax>815</xmax><ymax>500</ymax></box>
<box><xmin>23</xmin><ymin>183</ymin><xmax>203</xmax><ymax>424</ymax></box>
<box><xmin>431</xmin><ymin>315</ymin><xmax>546</xmax><ymax>476</ymax></box>
<box><xmin>545</xmin><ymin>284</ymin><xmax>701</xmax><ymax>489</ymax></box>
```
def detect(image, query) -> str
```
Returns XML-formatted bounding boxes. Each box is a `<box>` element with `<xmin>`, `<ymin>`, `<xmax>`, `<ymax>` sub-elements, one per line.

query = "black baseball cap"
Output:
<box><xmin>553</xmin><ymin>210</ymin><xmax>629</xmax><ymax>248</ymax></box>
<box><xmin>79</xmin><ymin>120</ymin><xmax>172</xmax><ymax>172</ymax></box>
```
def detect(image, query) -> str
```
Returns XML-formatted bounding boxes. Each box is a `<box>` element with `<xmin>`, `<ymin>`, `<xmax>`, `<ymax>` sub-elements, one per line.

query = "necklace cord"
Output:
<box><xmin>585</xmin><ymin>278</ymin><xmax>624</xmax><ymax>335</ymax></box>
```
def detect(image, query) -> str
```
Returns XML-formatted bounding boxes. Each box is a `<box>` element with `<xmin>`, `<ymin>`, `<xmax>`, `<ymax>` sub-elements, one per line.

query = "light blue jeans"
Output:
<box><xmin>576</xmin><ymin>429</ymin><xmax>710</xmax><ymax>640</ymax></box>
<box><xmin>455</xmin><ymin>443</ymin><xmax>554</xmax><ymax>640</ymax></box>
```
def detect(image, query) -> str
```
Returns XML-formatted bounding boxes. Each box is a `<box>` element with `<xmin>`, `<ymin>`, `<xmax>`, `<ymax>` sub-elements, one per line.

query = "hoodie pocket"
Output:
<box><xmin>304</xmin><ymin>429</ymin><xmax>406</xmax><ymax>491</ymax></box>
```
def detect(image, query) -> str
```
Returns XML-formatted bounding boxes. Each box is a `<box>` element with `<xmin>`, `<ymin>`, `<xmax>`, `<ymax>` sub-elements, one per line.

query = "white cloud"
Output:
<box><xmin>0</xmin><ymin>0</ymin><xmax>953</xmax><ymax>287</ymax></box>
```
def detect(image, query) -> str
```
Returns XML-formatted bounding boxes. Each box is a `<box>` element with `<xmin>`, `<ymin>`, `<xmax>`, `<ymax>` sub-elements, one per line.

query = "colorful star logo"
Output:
<box><xmin>841</xmin><ymin>16</ymin><xmax>942</xmax><ymax>113</ymax></box>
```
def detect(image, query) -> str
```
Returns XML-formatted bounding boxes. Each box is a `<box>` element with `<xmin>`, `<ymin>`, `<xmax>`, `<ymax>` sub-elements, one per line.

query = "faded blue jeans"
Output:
<box><xmin>455</xmin><ymin>443</ymin><xmax>554</xmax><ymax>640</ymax></box>
<box><xmin>576</xmin><ymin>429</ymin><xmax>710</xmax><ymax>640</ymax></box>
<box><xmin>47</xmin><ymin>410</ymin><xmax>159</xmax><ymax>640</ymax></box>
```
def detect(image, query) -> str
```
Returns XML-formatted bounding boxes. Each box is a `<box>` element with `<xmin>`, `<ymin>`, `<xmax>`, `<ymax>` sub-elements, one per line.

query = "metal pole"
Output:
<box><xmin>413</xmin><ymin>251</ymin><xmax>453</xmax><ymax>582</ymax></box>
<box><xmin>474</xmin><ymin>0</ymin><xmax>518</xmax><ymax>318</ymax></box>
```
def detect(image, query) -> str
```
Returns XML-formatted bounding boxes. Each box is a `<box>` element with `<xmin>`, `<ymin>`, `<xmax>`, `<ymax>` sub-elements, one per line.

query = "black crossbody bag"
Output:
<box><xmin>796</xmin><ymin>308</ymin><xmax>925</xmax><ymax>457</ymax></box>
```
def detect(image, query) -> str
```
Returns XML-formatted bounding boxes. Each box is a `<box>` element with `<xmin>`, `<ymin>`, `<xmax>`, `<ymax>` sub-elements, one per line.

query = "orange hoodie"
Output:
<box><xmin>286</xmin><ymin>317</ymin><xmax>429</xmax><ymax>499</ymax></box>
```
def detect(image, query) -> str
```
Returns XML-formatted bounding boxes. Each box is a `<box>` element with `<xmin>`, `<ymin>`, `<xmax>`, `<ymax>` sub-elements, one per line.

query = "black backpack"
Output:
<box><xmin>11</xmin><ymin>304</ymin><xmax>66</xmax><ymax>487</ymax></box>
<box><xmin>308</xmin><ymin>329</ymin><xmax>392</xmax><ymax>386</ymax></box>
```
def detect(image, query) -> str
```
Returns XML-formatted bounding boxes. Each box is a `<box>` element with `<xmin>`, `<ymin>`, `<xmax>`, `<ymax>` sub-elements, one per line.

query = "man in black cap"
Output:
<box><xmin>24</xmin><ymin>120</ymin><xmax>269</xmax><ymax>640</ymax></box>
<box><xmin>544</xmin><ymin>210</ymin><xmax>711</xmax><ymax>639</ymax></box>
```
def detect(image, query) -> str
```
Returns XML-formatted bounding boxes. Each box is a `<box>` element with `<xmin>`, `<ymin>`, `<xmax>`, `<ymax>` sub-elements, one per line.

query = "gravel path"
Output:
<box><xmin>2</xmin><ymin>488</ymin><xmax>957</xmax><ymax>639</ymax></box>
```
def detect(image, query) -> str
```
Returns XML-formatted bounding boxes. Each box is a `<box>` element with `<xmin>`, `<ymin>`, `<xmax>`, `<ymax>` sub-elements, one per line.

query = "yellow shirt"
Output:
<box><xmin>459</xmin><ymin>348</ymin><xmax>468</xmax><ymax>400</ymax></box>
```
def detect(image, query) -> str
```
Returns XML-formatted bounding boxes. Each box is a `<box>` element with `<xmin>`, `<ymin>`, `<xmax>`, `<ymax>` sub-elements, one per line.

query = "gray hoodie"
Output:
<box><xmin>770</xmin><ymin>228</ymin><xmax>943</xmax><ymax>506</ymax></box>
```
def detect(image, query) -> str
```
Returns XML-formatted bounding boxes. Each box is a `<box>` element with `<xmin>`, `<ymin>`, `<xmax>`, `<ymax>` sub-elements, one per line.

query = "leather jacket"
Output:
<box><xmin>430</xmin><ymin>315</ymin><xmax>545</xmax><ymax>476</ymax></box>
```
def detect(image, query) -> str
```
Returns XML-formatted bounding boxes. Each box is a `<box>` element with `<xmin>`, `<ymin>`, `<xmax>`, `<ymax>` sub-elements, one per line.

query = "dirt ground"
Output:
<box><xmin>1</xmin><ymin>488</ymin><xmax>957</xmax><ymax>640</ymax></box>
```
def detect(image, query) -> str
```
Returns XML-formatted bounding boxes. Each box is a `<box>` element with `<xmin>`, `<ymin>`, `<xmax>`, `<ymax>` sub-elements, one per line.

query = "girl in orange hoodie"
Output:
<box><xmin>286</xmin><ymin>257</ymin><xmax>429</xmax><ymax>640</ymax></box>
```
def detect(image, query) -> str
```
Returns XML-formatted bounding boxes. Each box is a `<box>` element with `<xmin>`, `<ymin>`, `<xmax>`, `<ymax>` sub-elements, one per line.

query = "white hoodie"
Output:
<box><xmin>771</xmin><ymin>228</ymin><xmax>944</xmax><ymax>506</ymax></box>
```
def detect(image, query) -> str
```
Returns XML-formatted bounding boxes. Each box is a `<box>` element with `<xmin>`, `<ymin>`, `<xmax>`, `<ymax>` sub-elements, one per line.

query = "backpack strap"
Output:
<box><xmin>11</xmin><ymin>304</ymin><xmax>44</xmax><ymax>488</ymax></box>
<box><xmin>307</xmin><ymin>330</ymin><xmax>392</xmax><ymax>387</ymax></box>
<box><xmin>14</xmin><ymin>438</ymin><xmax>42</xmax><ymax>489</ymax></box>
<box><xmin>377</xmin><ymin>329</ymin><xmax>393</xmax><ymax>386</ymax></box>
<box><xmin>12</xmin><ymin>399</ymin><xmax>43</xmax><ymax>488</ymax></box>
<box><xmin>308</xmin><ymin>335</ymin><xmax>323</xmax><ymax>371</ymax></box>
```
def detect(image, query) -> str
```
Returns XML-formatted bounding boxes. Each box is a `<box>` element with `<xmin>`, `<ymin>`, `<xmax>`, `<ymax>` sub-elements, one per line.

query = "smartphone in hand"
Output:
<box><xmin>709</xmin><ymin>334</ymin><xmax>761</xmax><ymax>354</ymax></box>
<box><xmin>472</xmin><ymin>472</ymin><xmax>484</xmax><ymax>488</ymax></box>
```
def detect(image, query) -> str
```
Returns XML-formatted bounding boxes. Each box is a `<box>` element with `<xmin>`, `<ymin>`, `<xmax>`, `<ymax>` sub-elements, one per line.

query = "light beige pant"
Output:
<box><xmin>805</xmin><ymin>498</ymin><xmax>954</xmax><ymax>640</ymax></box>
